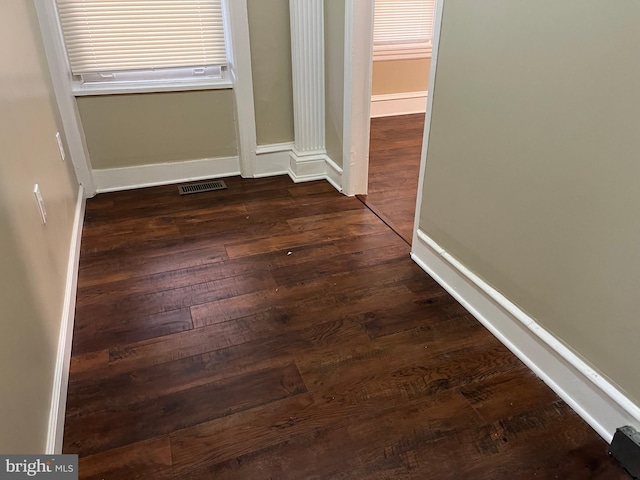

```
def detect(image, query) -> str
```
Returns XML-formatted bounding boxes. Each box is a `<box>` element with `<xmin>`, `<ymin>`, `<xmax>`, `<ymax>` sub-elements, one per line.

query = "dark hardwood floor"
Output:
<box><xmin>65</xmin><ymin>173</ymin><xmax>627</xmax><ymax>479</ymax></box>
<box><xmin>359</xmin><ymin>113</ymin><xmax>425</xmax><ymax>244</ymax></box>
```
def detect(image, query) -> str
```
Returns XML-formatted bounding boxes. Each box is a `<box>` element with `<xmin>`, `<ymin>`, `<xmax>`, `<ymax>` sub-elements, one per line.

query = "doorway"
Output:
<box><xmin>353</xmin><ymin>1</ymin><xmax>434</xmax><ymax>244</ymax></box>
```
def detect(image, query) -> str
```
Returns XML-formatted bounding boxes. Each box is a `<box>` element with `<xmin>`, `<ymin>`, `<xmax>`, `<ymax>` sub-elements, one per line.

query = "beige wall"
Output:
<box><xmin>371</xmin><ymin>58</ymin><xmax>430</xmax><ymax>96</ymax></box>
<box><xmin>324</xmin><ymin>1</ymin><xmax>345</xmax><ymax>168</ymax></box>
<box><xmin>420</xmin><ymin>0</ymin><xmax>640</xmax><ymax>404</ymax></box>
<box><xmin>77</xmin><ymin>90</ymin><xmax>237</xmax><ymax>170</ymax></box>
<box><xmin>0</xmin><ymin>0</ymin><xmax>79</xmax><ymax>452</ymax></box>
<box><xmin>247</xmin><ymin>0</ymin><xmax>295</xmax><ymax>146</ymax></box>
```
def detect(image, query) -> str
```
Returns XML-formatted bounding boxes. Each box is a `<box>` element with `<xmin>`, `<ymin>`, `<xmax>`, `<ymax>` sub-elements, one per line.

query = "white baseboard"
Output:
<box><xmin>46</xmin><ymin>185</ymin><xmax>85</xmax><ymax>454</ymax></box>
<box><xmin>325</xmin><ymin>156</ymin><xmax>343</xmax><ymax>193</ymax></box>
<box><xmin>92</xmin><ymin>148</ymin><xmax>344</xmax><ymax>194</ymax></box>
<box><xmin>288</xmin><ymin>150</ymin><xmax>327</xmax><ymax>182</ymax></box>
<box><xmin>411</xmin><ymin>228</ymin><xmax>640</xmax><ymax>443</ymax></box>
<box><xmin>93</xmin><ymin>156</ymin><xmax>241</xmax><ymax>193</ymax></box>
<box><xmin>370</xmin><ymin>91</ymin><xmax>428</xmax><ymax>118</ymax></box>
<box><xmin>287</xmin><ymin>150</ymin><xmax>343</xmax><ymax>192</ymax></box>
<box><xmin>253</xmin><ymin>142</ymin><xmax>294</xmax><ymax>178</ymax></box>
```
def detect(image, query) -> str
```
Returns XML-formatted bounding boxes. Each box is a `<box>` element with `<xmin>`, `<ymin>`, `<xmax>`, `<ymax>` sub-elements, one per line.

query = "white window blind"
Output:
<box><xmin>55</xmin><ymin>0</ymin><xmax>228</xmax><ymax>75</ymax></box>
<box><xmin>373</xmin><ymin>0</ymin><xmax>436</xmax><ymax>61</ymax></box>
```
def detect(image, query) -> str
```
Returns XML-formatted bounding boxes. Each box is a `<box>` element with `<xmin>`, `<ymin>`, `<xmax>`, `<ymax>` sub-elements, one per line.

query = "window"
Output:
<box><xmin>55</xmin><ymin>0</ymin><xmax>230</xmax><ymax>94</ymax></box>
<box><xmin>373</xmin><ymin>0</ymin><xmax>436</xmax><ymax>61</ymax></box>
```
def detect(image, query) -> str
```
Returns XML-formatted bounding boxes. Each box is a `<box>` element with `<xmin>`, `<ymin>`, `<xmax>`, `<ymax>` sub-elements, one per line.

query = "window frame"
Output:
<box><xmin>53</xmin><ymin>0</ymin><xmax>234</xmax><ymax>96</ymax></box>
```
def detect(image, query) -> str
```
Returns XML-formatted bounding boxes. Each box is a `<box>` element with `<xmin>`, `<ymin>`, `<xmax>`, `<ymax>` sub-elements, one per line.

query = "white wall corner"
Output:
<box><xmin>411</xmin><ymin>228</ymin><xmax>640</xmax><ymax>444</ymax></box>
<box><xmin>370</xmin><ymin>91</ymin><xmax>429</xmax><ymax>118</ymax></box>
<box><xmin>93</xmin><ymin>156</ymin><xmax>241</xmax><ymax>193</ymax></box>
<box><xmin>46</xmin><ymin>185</ymin><xmax>85</xmax><ymax>454</ymax></box>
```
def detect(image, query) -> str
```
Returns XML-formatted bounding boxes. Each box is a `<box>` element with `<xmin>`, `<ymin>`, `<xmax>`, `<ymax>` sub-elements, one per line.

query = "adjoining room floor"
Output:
<box><xmin>64</xmin><ymin>176</ymin><xmax>626</xmax><ymax>479</ymax></box>
<box><xmin>358</xmin><ymin>113</ymin><xmax>426</xmax><ymax>244</ymax></box>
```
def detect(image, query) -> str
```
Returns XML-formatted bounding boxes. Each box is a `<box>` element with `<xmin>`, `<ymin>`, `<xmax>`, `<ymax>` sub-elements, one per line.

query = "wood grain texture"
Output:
<box><xmin>358</xmin><ymin>113</ymin><xmax>425</xmax><ymax>244</ymax></box>
<box><xmin>65</xmin><ymin>171</ymin><xmax>626</xmax><ymax>478</ymax></box>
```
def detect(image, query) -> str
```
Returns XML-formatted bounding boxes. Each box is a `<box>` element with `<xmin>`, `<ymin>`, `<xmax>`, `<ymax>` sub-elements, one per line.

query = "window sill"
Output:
<box><xmin>72</xmin><ymin>79</ymin><xmax>233</xmax><ymax>97</ymax></box>
<box><xmin>373</xmin><ymin>43</ymin><xmax>432</xmax><ymax>62</ymax></box>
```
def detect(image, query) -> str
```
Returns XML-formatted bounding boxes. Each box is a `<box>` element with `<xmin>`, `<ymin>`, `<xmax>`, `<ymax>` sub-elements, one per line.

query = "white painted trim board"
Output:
<box><xmin>93</xmin><ymin>156</ymin><xmax>241</xmax><ymax>193</ymax></box>
<box><xmin>225</xmin><ymin>0</ymin><xmax>258</xmax><ymax>177</ymax></box>
<box><xmin>253</xmin><ymin>142</ymin><xmax>294</xmax><ymax>178</ymax></box>
<box><xmin>411</xmin><ymin>229</ymin><xmax>640</xmax><ymax>444</ymax></box>
<box><xmin>342</xmin><ymin>0</ymin><xmax>374</xmax><ymax>196</ymax></box>
<box><xmin>46</xmin><ymin>185</ymin><xmax>85</xmax><ymax>454</ymax></box>
<box><xmin>325</xmin><ymin>156</ymin><xmax>344</xmax><ymax>193</ymax></box>
<box><xmin>287</xmin><ymin>151</ymin><xmax>343</xmax><ymax>189</ymax></box>
<box><xmin>370</xmin><ymin>91</ymin><xmax>428</xmax><ymax>118</ymax></box>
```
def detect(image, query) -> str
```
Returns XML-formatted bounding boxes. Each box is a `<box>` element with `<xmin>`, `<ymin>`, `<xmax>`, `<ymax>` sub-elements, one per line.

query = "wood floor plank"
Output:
<box><xmin>463</xmin><ymin>403</ymin><xmax>628</xmax><ymax>480</ymax></box>
<box><xmin>86</xmin><ymin>284</ymin><xmax>418</xmax><ymax>383</ymax></box>
<box><xmin>75</xmin><ymin>270</ymin><xmax>275</xmax><ymax>327</ymax></box>
<box><xmin>459</xmin><ymin>367</ymin><xmax>561</xmax><ymax>423</ymax></box>
<box><xmin>190</xmin><ymin>262</ymin><xmax>421</xmax><ymax>329</ymax></box>
<box><xmin>170</xmin><ymin>386</ymin><xmax>479</xmax><ymax>477</ymax></box>
<box><xmin>64</xmin><ymin>363</ymin><xmax>306</xmax><ymax>457</ymax></box>
<box><xmin>78</xmin><ymin>237</ymin><xmax>345</xmax><ymax>298</ymax></box>
<box><xmin>225</xmin><ymin>209</ymin><xmax>390</xmax><ymax>258</ymax></box>
<box><xmin>67</xmin><ymin>318</ymin><xmax>368</xmax><ymax>414</ymax></box>
<box><xmin>69</xmin><ymin>349</ymin><xmax>109</xmax><ymax>376</ymax></box>
<box><xmin>77</xmin><ymin>240</ymin><xmax>230</xmax><ymax>288</ymax></box>
<box><xmin>269</xmin><ymin>242</ymin><xmax>410</xmax><ymax>287</ymax></box>
<box><xmin>362</xmin><ymin>292</ymin><xmax>462</xmax><ymax>339</ymax></box>
<box><xmin>77</xmin><ymin>436</ymin><xmax>173</xmax><ymax>480</ymax></box>
<box><xmin>72</xmin><ymin>307</ymin><xmax>193</xmax><ymax>355</ymax></box>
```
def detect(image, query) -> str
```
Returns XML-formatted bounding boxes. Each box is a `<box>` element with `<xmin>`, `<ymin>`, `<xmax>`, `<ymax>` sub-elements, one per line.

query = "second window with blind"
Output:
<box><xmin>55</xmin><ymin>0</ymin><xmax>230</xmax><ymax>92</ymax></box>
<box><xmin>373</xmin><ymin>0</ymin><xmax>436</xmax><ymax>61</ymax></box>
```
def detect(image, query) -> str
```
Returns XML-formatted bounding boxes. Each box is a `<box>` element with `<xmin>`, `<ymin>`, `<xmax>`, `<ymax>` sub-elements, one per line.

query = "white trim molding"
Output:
<box><xmin>289</xmin><ymin>0</ymin><xmax>328</xmax><ymax>185</ymax></box>
<box><xmin>370</xmin><ymin>91</ymin><xmax>428</xmax><ymax>118</ymax></box>
<box><xmin>289</xmin><ymin>0</ymin><xmax>326</xmax><ymax>155</ymax></box>
<box><xmin>287</xmin><ymin>0</ymin><xmax>344</xmax><ymax>192</ymax></box>
<box><xmin>288</xmin><ymin>151</ymin><xmax>327</xmax><ymax>183</ymax></box>
<box><xmin>253</xmin><ymin>142</ymin><xmax>295</xmax><ymax>178</ymax></box>
<box><xmin>411</xmin><ymin>229</ymin><xmax>640</xmax><ymax>443</ymax></box>
<box><xmin>253</xmin><ymin>143</ymin><xmax>344</xmax><ymax>190</ymax></box>
<box><xmin>225</xmin><ymin>0</ymin><xmax>258</xmax><ymax>178</ymax></box>
<box><xmin>287</xmin><ymin>151</ymin><xmax>343</xmax><ymax>192</ymax></box>
<box><xmin>341</xmin><ymin>0</ymin><xmax>374</xmax><ymax>196</ymax></box>
<box><xmin>47</xmin><ymin>186</ymin><xmax>85</xmax><ymax>454</ymax></box>
<box><xmin>325</xmin><ymin>156</ymin><xmax>343</xmax><ymax>192</ymax></box>
<box><xmin>93</xmin><ymin>156</ymin><xmax>241</xmax><ymax>193</ymax></box>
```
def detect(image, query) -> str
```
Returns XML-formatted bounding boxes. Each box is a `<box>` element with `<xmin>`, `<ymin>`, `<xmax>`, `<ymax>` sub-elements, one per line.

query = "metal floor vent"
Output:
<box><xmin>178</xmin><ymin>180</ymin><xmax>227</xmax><ymax>195</ymax></box>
